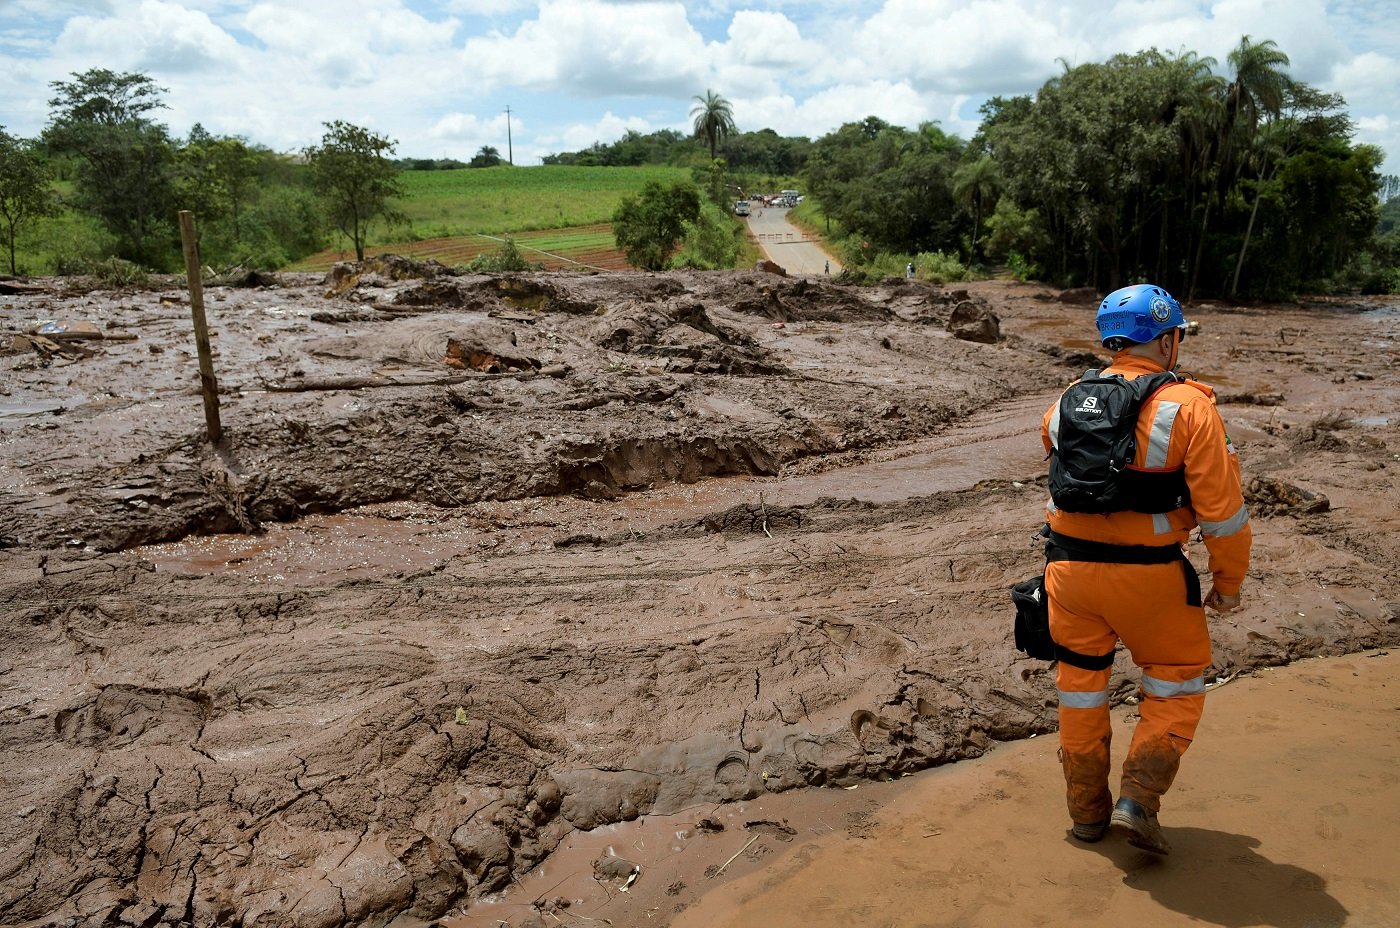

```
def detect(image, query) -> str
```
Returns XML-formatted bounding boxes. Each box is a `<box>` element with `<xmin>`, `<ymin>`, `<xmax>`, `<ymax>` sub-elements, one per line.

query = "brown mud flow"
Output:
<box><xmin>2</xmin><ymin>263</ymin><xmax>1398</xmax><ymax>927</ymax></box>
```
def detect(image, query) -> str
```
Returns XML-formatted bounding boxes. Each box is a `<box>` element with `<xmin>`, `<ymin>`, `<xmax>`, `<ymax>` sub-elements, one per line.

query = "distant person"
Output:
<box><xmin>824</xmin><ymin>259</ymin><xmax>830</xmax><ymax>276</ymax></box>
<box><xmin>1038</xmin><ymin>283</ymin><xmax>1251</xmax><ymax>855</ymax></box>
<box><xmin>905</xmin><ymin>262</ymin><xmax>914</xmax><ymax>279</ymax></box>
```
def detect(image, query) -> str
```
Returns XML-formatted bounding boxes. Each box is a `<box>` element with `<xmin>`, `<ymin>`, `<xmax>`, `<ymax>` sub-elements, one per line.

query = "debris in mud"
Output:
<box><xmin>1054</xmin><ymin>287</ymin><xmax>1099</xmax><ymax>303</ymax></box>
<box><xmin>744</xmin><ymin>819</ymin><xmax>797</xmax><ymax>841</ymax></box>
<box><xmin>443</xmin><ymin>336</ymin><xmax>540</xmax><ymax>374</ymax></box>
<box><xmin>31</xmin><ymin>320</ymin><xmax>104</xmax><ymax>340</ymax></box>
<box><xmin>0</xmin><ymin>277</ymin><xmax>49</xmax><ymax>295</ymax></box>
<box><xmin>593</xmin><ymin>855</ymin><xmax>642</xmax><ymax>887</ymax></box>
<box><xmin>947</xmin><ymin>299</ymin><xmax>1001</xmax><ymax>343</ymax></box>
<box><xmin>756</xmin><ymin>259</ymin><xmax>787</xmax><ymax>276</ymax></box>
<box><xmin>1245</xmin><ymin>476</ymin><xmax>1331</xmax><ymax>516</ymax></box>
<box><xmin>1218</xmin><ymin>391</ymin><xmax>1286</xmax><ymax>406</ymax></box>
<box><xmin>325</xmin><ymin>255</ymin><xmax>454</xmax><ymax>296</ymax></box>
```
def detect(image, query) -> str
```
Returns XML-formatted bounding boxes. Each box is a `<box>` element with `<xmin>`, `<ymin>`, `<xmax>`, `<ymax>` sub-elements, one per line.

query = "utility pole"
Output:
<box><xmin>504</xmin><ymin>105</ymin><xmax>514</xmax><ymax>165</ymax></box>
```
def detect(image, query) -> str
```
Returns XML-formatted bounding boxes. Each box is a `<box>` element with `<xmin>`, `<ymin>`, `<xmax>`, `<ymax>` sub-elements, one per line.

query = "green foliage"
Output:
<box><xmin>463</xmin><ymin>237</ymin><xmax>541</xmax><ymax>272</ymax></box>
<box><xmin>914</xmin><ymin>250</ymin><xmax>971</xmax><ymax>284</ymax></box>
<box><xmin>543</xmin><ymin>127</ymin><xmax>810</xmax><ymax>175</ymax></box>
<box><xmin>469</xmin><ymin>146</ymin><xmax>504</xmax><ymax>168</ymax></box>
<box><xmin>87</xmin><ymin>256</ymin><xmax>149</xmax><ymax>287</ymax></box>
<box><xmin>673</xmin><ymin>200</ymin><xmax>741</xmax><ymax>269</ymax></box>
<box><xmin>983</xmin><ymin>198</ymin><xmax>1049</xmax><ymax>263</ymax></box>
<box><xmin>982</xmin><ymin>39</ymin><xmax>1384</xmax><ymax>297</ymax></box>
<box><xmin>43</xmin><ymin>68</ymin><xmax>179</xmax><ymax>269</ymax></box>
<box><xmin>0</xmin><ymin>128</ymin><xmax>59</xmax><ymax>273</ymax></box>
<box><xmin>612</xmin><ymin>181</ymin><xmax>701</xmax><ymax>270</ymax></box>
<box><xmin>805</xmin><ymin>118</ymin><xmax>966</xmax><ymax>257</ymax></box>
<box><xmin>304</xmin><ymin>120</ymin><xmax>406</xmax><ymax>262</ymax></box>
<box><xmin>1006</xmin><ymin>251</ymin><xmax>1042</xmax><ymax>282</ymax></box>
<box><xmin>397</xmin><ymin>158</ymin><xmax>469</xmax><ymax>171</ymax></box>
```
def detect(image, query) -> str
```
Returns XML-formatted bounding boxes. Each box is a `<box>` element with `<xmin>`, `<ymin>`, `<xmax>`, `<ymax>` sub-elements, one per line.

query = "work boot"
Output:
<box><xmin>1070</xmin><ymin>817</ymin><xmax>1110</xmax><ymax>843</ymax></box>
<box><xmin>1110</xmin><ymin>797</ymin><xmax>1170</xmax><ymax>854</ymax></box>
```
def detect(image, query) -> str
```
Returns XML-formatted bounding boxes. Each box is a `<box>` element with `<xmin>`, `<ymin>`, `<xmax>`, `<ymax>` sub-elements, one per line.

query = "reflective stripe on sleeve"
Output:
<box><xmin>1057</xmin><ymin>688</ymin><xmax>1110</xmax><ymax>709</ymax></box>
<box><xmin>1140</xmin><ymin>674</ymin><xmax>1205</xmax><ymax>698</ymax></box>
<box><xmin>1199</xmin><ymin>504</ymin><xmax>1250</xmax><ymax>538</ymax></box>
<box><xmin>1143</xmin><ymin>400</ymin><xmax>1182</xmax><ymax>468</ymax></box>
<box><xmin>1048</xmin><ymin>403</ymin><xmax>1062</xmax><ymax>449</ymax></box>
<box><xmin>1152</xmin><ymin>512</ymin><xmax>1173</xmax><ymax>535</ymax></box>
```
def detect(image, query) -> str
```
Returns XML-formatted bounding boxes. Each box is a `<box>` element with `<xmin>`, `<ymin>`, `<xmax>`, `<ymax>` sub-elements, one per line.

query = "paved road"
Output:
<box><xmin>745</xmin><ymin>206</ymin><xmax>842</xmax><ymax>277</ymax></box>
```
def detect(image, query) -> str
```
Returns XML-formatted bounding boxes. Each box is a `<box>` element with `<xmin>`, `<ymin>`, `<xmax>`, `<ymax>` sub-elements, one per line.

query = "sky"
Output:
<box><xmin>0</xmin><ymin>0</ymin><xmax>1396</xmax><ymax>176</ymax></box>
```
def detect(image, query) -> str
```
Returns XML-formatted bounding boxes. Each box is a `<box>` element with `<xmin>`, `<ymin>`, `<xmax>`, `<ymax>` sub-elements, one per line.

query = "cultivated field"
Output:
<box><xmin>394</xmin><ymin>163</ymin><xmax>689</xmax><ymax>237</ymax></box>
<box><xmin>292</xmin><ymin>223</ymin><xmax>632</xmax><ymax>272</ymax></box>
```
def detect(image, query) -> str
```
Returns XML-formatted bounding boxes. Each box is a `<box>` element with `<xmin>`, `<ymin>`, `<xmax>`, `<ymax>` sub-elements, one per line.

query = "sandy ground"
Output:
<box><xmin>671</xmin><ymin>649</ymin><xmax>1400</xmax><ymax>928</ymax></box>
<box><xmin>454</xmin><ymin>649</ymin><xmax>1400</xmax><ymax>928</ymax></box>
<box><xmin>1</xmin><ymin>265</ymin><xmax>1397</xmax><ymax>927</ymax></box>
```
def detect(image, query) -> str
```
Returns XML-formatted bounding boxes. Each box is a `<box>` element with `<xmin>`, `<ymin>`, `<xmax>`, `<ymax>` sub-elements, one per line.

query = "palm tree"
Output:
<box><xmin>1164</xmin><ymin>50</ymin><xmax>1225</xmax><ymax>297</ymax></box>
<box><xmin>1229</xmin><ymin>121</ymin><xmax>1288</xmax><ymax>296</ymax></box>
<box><xmin>1225</xmin><ymin>36</ymin><xmax>1291</xmax><ymax>140</ymax></box>
<box><xmin>1189</xmin><ymin>36</ymin><xmax>1290</xmax><ymax>301</ymax></box>
<box><xmin>690</xmin><ymin>90</ymin><xmax>736</xmax><ymax>160</ymax></box>
<box><xmin>952</xmin><ymin>156</ymin><xmax>1001</xmax><ymax>255</ymax></box>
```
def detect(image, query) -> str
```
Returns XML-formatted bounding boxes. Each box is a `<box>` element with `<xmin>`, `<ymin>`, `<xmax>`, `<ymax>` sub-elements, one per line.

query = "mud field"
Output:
<box><xmin>2</xmin><ymin>262</ymin><xmax>1397</xmax><ymax>928</ymax></box>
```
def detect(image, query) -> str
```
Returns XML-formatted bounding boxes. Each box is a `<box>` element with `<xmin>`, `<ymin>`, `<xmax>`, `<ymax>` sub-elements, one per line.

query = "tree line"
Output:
<box><xmin>2</xmin><ymin>37</ymin><xmax>1397</xmax><ymax>296</ymax></box>
<box><xmin>568</xmin><ymin>38</ymin><xmax>1399</xmax><ymax>297</ymax></box>
<box><xmin>0</xmin><ymin>69</ymin><xmax>406</xmax><ymax>274</ymax></box>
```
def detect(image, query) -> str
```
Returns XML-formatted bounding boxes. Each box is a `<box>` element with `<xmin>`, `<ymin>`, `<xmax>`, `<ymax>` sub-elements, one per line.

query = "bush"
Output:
<box><xmin>914</xmin><ymin>250</ymin><xmax>970</xmax><ymax>284</ymax></box>
<box><xmin>89</xmin><ymin>256</ymin><xmax>149</xmax><ymax>286</ymax></box>
<box><xmin>672</xmin><ymin>201</ymin><xmax>741</xmax><ymax>269</ymax></box>
<box><xmin>1007</xmin><ymin>250</ymin><xmax>1043</xmax><ymax>282</ymax></box>
<box><xmin>464</xmin><ymin>237</ymin><xmax>541</xmax><ymax>272</ymax></box>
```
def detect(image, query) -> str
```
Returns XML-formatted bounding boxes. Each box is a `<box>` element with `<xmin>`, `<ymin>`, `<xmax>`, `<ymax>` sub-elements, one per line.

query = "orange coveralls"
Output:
<box><xmin>1040</xmin><ymin>355</ymin><xmax>1252</xmax><ymax>825</ymax></box>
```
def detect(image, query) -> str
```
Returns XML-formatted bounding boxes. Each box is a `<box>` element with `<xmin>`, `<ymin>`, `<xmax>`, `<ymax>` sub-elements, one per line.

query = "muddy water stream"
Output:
<box><xmin>143</xmin><ymin>395</ymin><xmax>1052</xmax><ymax>584</ymax></box>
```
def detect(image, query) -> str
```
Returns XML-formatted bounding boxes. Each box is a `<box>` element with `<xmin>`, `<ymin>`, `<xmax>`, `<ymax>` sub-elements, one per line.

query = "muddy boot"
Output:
<box><xmin>1070</xmin><ymin>816</ymin><xmax>1110</xmax><ymax>843</ymax></box>
<box><xmin>1110</xmin><ymin>797</ymin><xmax>1170</xmax><ymax>854</ymax></box>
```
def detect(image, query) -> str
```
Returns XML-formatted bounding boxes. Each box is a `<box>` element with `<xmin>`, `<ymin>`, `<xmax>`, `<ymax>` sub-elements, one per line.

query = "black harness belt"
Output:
<box><xmin>1044</xmin><ymin>529</ymin><xmax>1203</xmax><ymax>608</ymax></box>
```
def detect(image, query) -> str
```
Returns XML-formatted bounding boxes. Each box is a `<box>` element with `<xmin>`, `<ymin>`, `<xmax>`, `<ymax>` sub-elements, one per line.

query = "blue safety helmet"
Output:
<box><xmin>1095</xmin><ymin>284</ymin><xmax>1185</xmax><ymax>347</ymax></box>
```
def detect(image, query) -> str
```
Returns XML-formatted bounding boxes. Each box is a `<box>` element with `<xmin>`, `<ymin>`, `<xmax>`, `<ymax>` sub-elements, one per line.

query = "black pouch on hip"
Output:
<box><xmin>1011</xmin><ymin>574</ymin><xmax>1057</xmax><ymax>661</ymax></box>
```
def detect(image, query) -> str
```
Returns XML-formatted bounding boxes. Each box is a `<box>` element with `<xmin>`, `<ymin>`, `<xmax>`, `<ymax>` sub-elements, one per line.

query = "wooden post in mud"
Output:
<box><xmin>178</xmin><ymin>210</ymin><xmax>223</xmax><ymax>445</ymax></box>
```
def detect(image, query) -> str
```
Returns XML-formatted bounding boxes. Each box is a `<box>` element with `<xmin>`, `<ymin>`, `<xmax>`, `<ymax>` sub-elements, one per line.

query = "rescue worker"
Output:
<box><xmin>1040</xmin><ymin>283</ymin><xmax>1251</xmax><ymax>854</ymax></box>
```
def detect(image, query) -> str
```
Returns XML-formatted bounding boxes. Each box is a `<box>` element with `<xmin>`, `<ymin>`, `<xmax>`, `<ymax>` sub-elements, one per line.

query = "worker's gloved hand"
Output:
<box><xmin>1203</xmin><ymin>587</ymin><xmax>1242</xmax><ymax>614</ymax></box>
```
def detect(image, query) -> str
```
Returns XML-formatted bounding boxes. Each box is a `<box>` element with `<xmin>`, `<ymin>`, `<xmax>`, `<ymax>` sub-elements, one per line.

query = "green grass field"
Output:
<box><xmin>393</xmin><ymin>164</ymin><xmax>689</xmax><ymax>238</ymax></box>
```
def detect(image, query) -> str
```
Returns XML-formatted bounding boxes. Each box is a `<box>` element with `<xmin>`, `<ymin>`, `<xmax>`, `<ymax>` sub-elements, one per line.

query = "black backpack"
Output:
<box><xmin>1048</xmin><ymin>370</ymin><xmax>1189</xmax><ymax>514</ymax></box>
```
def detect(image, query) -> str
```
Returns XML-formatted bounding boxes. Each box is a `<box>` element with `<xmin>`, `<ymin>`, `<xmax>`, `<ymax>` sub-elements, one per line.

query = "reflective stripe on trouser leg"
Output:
<box><xmin>1046</xmin><ymin>561</ymin><xmax>1119</xmax><ymax>825</ymax></box>
<box><xmin>1120</xmin><ymin>681</ymin><xmax>1206</xmax><ymax>813</ymax></box>
<box><xmin>1056</xmin><ymin>666</ymin><xmax>1114</xmax><ymax>824</ymax></box>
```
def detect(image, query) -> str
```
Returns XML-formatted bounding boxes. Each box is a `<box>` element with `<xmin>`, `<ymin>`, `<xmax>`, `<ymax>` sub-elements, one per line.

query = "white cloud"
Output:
<box><xmin>461</xmin><ymin>0</ymin><xmax>709</xmax><ymax>97</ymax></box>
<box><xmin>723</xmin><ymin>10</ymin><xmax>809</xmax><ymax>68</ymax></box>
<box><xmin>547</xmin><ymin>110</ymin><xmax>658</xmax><ymax>151</ymax></box>
<box><xmin>738</xmin><ymin>80</ymin><xmax>933</xmax><ymax>139</ymax></box>
<box><xmin>848</xmin><ymin>0</ymin><xmax>1067</xmax><ymax>95</ymax></box>
<box><xmin>0</xmin><ymin>0</ymin><xmax>1393</xmax><ymax>172</ymax></box>
<box><xmin>54</xmin><ymin>0</ymin><xmax>243</xmax><ymax>72</ymax></box>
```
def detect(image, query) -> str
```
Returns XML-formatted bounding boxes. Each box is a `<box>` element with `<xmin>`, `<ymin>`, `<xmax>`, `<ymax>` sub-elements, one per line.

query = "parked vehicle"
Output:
<box><xmin>734</xmin><ymin>200</ymin><xmax>751</xmax><ymax>216</ymax></box>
